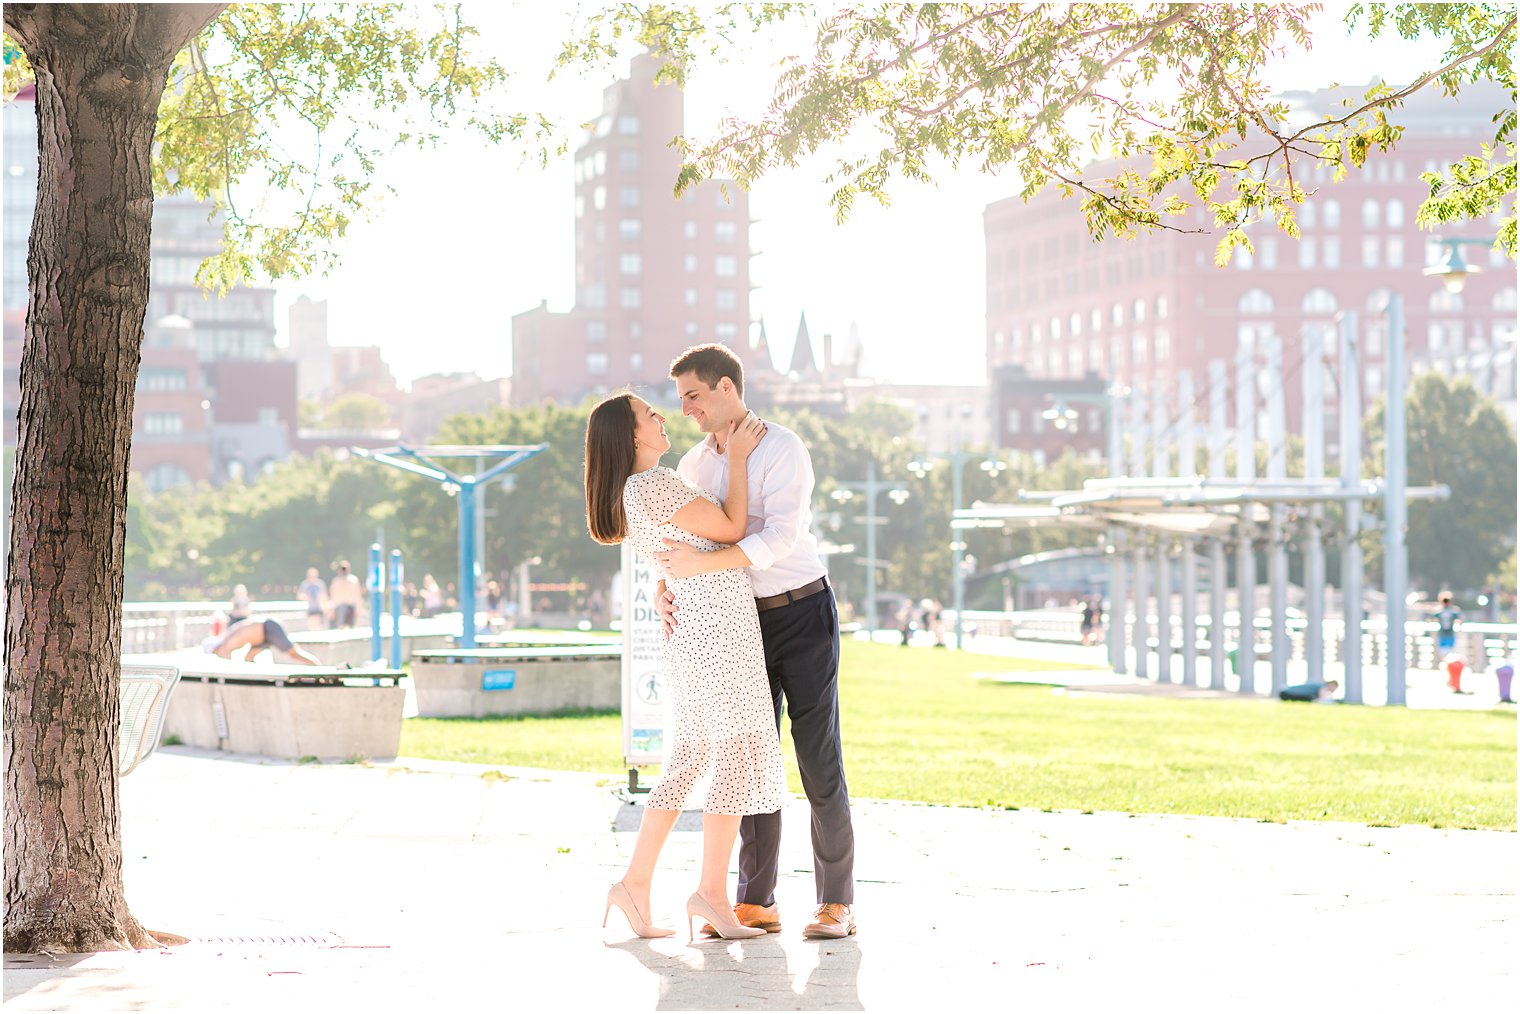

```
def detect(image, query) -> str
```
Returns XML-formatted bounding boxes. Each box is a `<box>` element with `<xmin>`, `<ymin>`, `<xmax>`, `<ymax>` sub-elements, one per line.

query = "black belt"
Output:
<box><xmin>755</xmin><ymin>577</ymin><xmax>828</xmax><ymax>612</ymax></box>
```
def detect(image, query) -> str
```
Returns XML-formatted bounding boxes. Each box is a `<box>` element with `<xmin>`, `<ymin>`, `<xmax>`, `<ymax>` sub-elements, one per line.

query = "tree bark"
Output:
<box><xmin>3</xmin><ymin>2</ymin><xmax>226</xmax><ymax>953</ymax></box>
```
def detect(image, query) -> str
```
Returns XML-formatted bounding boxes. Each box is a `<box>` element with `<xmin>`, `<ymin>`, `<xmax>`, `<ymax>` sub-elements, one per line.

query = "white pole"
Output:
<box><xmin>1266</xmin><ymin>334</ymin><xmax>1290</xmax><ymax>696</ymax></box>
<box><xmin>1303</xmin><ymin>324</ymin><xmax>1327</xmax><ymax>684</ymax></box>
<box><xmin>1208</xmin><ymin>360</ymin><xmax>1229</xmax><ymax>688</ymax></box>
<box><xmin>1235</xmin><ymin>333</ymin><xmax>1258</xmax><ymax>693</ymax></box>
<box><xmin>1339</xmin><ymin>311</ymin><xmax>1364</xmax><ymax>704</ymax></box>
<box><xmin>1129</xmin><ymin>388</ymin><xmax>1148</xmax><ymax>678</ymax></box>
<box><xmin>1384</xmin><ymin>294</ymin><xmax>1409</xmax><ymax>706</ymax></box>
<box><xmin>1153</xmin><ymin>384</ymin><xmax>1172</xmax><ymax>683</ymax></box>
<box><xmin>1107</xmin><ymin>387</ymin><xmax>1128</xmax><ymax>673</ymax></box>
<box><xmin>1179</xmin><ymin>370</ymin><xmax>1199</xmax><ymax>686</ymax></box>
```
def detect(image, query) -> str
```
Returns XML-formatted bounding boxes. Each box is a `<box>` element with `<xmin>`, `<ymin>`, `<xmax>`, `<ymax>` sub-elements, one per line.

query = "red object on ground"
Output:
<box><xmin>1445</xmin><ymin>656</ymin><xmax>1465</xmax><ymax>693</ymax></box>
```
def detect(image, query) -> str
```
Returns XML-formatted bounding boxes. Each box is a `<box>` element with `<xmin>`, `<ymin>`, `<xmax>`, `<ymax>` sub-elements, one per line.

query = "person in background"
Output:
<box><xmin>329</xmin><ymin>560</ymin><xmax>363</xmax><ymax>628</ymax></box>
<box><xmin>1080</xmin><ymin>598</ymin><xmax>1097</xmax><ymax>646</ymax></box>
<box><xmin>1432</xmin><ymin>593</ymin><xmax>1463</xmax><ymax>656</ymax></box>
<box><xmin>299</xmin><ymin>567</ymin><xmax>326</xmax><ymax>628</ymax></box>
<box><xmin>206</xmin><ymin>617</ymin><xmax>320</xmax><ymax>665</ymax></box>
<box><xmin>1279</xmin><ymin>679</ymin><xmax>1339</xmax><ymax>702</ymax></box>
<box><xmin>421</xmin><ymin>574</ymin><xmax>443</xmax><ymax>617</ymax></box>
<box><xmin>227</xmin><ymin>584</ymin><xmax>253</xmax><ymax>625</ymax></box>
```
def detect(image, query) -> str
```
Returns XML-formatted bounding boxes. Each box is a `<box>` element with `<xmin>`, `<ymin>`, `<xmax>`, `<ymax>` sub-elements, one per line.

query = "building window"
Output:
<box><xmin>1386</xmin><ymin>236</ymin><xmax>1404</xmax><ymax>268</ymax></box>
<box><xmin>1259</xmin><ymin>239</ymin><xmax>1278</xmax><ymax>269</ymax></box>
<box><xmin>1132</xmin><ymin>298</ymin><xmax>1146</xmax><ymax>323</ymax></box>
<box><xmin>1302</xmin><ymin>288</ymin><xmax>1336</xmax><ymax>315</ymax></box>
<box><xmin>715</xmin><ymin>255</ymin><xmax>737</xmax><ymax>277</ymax></box>
<box><xmin>594</xmin><ymin>151</ymin><xmax>606</xmax><ymax>176</ymax></box>
<box><xmin>619</xmin><ymin>149</ymin><xmax>640</xmax><ymax>171</ymax></box>
<box><xmin>683</xmin><ymin>254</ymin><xmax>696</xmax><ymax>272</ymax></box>
<box><xmin>1154</xmin><ymin>330</ymin><xmax>1171</xmax><ymax>362</ymax></box>
<box><xmin>587</xmin><ymin>352</ymin><xmax>609</xmax><ymax>374</ymax></box>
<box><xmin>1300</xmin><ymin>201</ymin><xmax>1316</xmax><ymax>229</ymax></box>
<box><xmin>587</xmin><ymin>319</ymin><xmax>607</xmax><ymax>342</ymax></box>
<box><xmin>620</xmin><ymin>287</ymin><xmax>641</xmax><ymax>309</ymax></box>
<box><xmin>629</xmin><ymin>352</ymin><xmax>643</xmax><ymax>371</ymax></box>
<box><xmin>592</xmin><ymin>185</ymin><xmax>606</xmax><ymax>210</ymax></box>
<box><xmin>583</xmin><ymin>283</ymin><xmax>606</xmax><ymax>309</ymax></box>
<box><xmin>684</xmin><ymin>220</ymin><xmax>697</xmax><ymax>239</ymax></box>
<box><xmin>1494</xmin><ymin>287</ymin><xmax>1517</xmax><ymax>312</ymax></box>
<box><xmin>1132</xmin><ymin>333</ymin><xmax>1148</xmax><ymax>363</ymax></box>
<box><xmin>618</xmin><ymin>218</ymin><xmax>641</xmax><ymax>240</ymax></box>
<box><xmin>1359</xmin><ymin>236</ymin><xmax>1379</xmax><ymax>268</ymax></box>
<box><xmin>628</xmin><ymin>320</ymin><xmax>643</xmax><ymax>340</ymax></box>
<box><xmin>619</xmin><ymin>186</ymin><xmax>640</xmax><ymax>207</ymax></box>
<box><xmin>1298</xmin><ymin>237</ymin><xmax>1317</xmax><ymax>269</ymax></box>
<box><xmin>1111</xmin><ymin>303</ymin><xmax>1124</xmax><ymax>327</ymax></box>
<box><xmin>715</xmin><ymin>221</ymin><xmax>737</xmax><ymax>243</ymax></box>
<box><xmin>715</xmin><ymin>188</ymin><xmax>732</xmax><ymax>209</ymax></box>
<box><xmin>684</xmin><ymin>288</ymin><xmax>698</xmax><ymax>307</ymax></box>
<box><xmin>1361</xmin><ymin>199</ymin><xmax>1379</xmax><ymax>229</ymax></box>
<box><xmin>1233</xmin><ymin>243</ymin><xmax>1253</xmax><ymax>269</ymax></box>
<box><xmin>1323</xmin><ymin>199</ymin><xmax>1340</xmax><ymax>229</ymax></box>
<box><xmin>1155</xmin><ymin>295</ymin><xmax>1168</xmax><ymax>320</ymax></box>
<box><xmin>144</xmin><ymin>412</ymin><xmax>183</xmax><ymax>434</ymax></box>
<box><xmin>1091</xmin><ymin>308</ymin><xmax>1103</xmax><ymax>332</ymax></box>
<box><xmin>1386</xmin><ymin>199</ymin><xmax>1404</xmax><ymax>228</ymax></box>
<box><xmin>619</xmin><ymin>253</ymin><xmax>641</xmax><ymax>275</ymax></box>
<box><xmin>138</xmin><ymin>367</ymin><xmax>188</xmax><ymax>392</ymax></box>
<box><xmin>715</xmin><ymin>322</ymin><xmax>737</xmax><ymax>341</ymax></box>
<box><xmin>1006</xmin><ymin>409</ymin><xmax>1022</xmax><ymax>434</ymax></box>
<box><xmin>684</xmin><ymin>321</ymin><xmax>698</xmax><ymax>337</ymax></box>
<box><xmin>1429</xmin><ymin>288</ymin><xmax>1464</xmax><ymax>313</ymax></box>
<box><xmin>257</xmin><ymin>407</ymin><xmax>279</xmax><ymax>427</ymax></box>
<box><xmin>1365</xmin><ymin>366</ymin><xmax>1383</xmax><ymax>394</ymax></box>
<box><xmin>1323</xmin><ymin>237</ymin><xmax>1340</xmax><ymax>268</ymax></box>
<box><xmin>1069</xmin><ymin>312</ymin><xmax>1082</xmax><ymax>337</ymax></box>
<box><xmin>617</xmin><ymin>115</ymin><xmax>639</xmax><ymax>135</ymax></box>
<box><xmin>145</xmin><ymin>463</ymin><xmax>191</xmax><ymax>493</ymax></box>
<box><xmin>715</xmin><ymin>289</ymin><xmax>737</xmax><ymax>311</ymax></box>
<box><xmin>1238</xmin><ymin>289</ymin><xmax>1274</xmax><ymax>315</ymax></box>
<box><xmin>1050</xmin><ymin>316</ymin><xmax>1062</xmax><ymax>341</ymax></box>
<box><xmin>574</xmin><ymin>196</ymin><xmax>585</xmax><ymax>219</ymax></box>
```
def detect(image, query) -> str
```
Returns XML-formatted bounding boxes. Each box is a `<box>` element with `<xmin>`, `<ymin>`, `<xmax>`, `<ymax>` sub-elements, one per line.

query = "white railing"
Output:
<box><xmin>122</xmin><ymin>600</ymin><xmax>310</xmax><ymax>653</ymax></box>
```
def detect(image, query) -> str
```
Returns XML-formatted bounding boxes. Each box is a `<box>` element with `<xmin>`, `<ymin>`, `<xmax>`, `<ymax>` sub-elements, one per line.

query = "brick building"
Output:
<box><xmin>984</xmin><ymin>80</ymin><xmax>1515</xmax><ymax>459</ymax></box>
<box><xmin>511</xmin><ymin>53</ymin><xmax>752</xmax><ymax>406</ymax></box>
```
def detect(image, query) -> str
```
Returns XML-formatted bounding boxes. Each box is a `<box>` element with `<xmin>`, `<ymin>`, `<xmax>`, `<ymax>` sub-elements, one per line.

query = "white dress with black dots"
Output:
<box><xmin>622</xmin><ymin>465</ymin><xmax>787</xmax><ymax>816</ymax></box>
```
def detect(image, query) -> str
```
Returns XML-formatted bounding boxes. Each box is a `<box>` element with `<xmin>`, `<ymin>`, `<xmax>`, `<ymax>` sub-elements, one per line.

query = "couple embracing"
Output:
<box><xmin>585</xmin><ymin>343</ymin><xmax>856</xmax><ymax>942</ymax></box>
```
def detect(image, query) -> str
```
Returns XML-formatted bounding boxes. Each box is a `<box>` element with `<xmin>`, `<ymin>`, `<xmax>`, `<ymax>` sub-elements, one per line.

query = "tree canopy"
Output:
<box><xmin>563</xmin><ymin>3</ymin><xmax>1516</xmax><ymax>263</ymax></box>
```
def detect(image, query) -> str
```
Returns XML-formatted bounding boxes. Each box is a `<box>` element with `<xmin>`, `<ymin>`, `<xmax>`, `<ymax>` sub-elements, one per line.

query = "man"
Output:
<box><xmin>299</xmin><ymin>566</ymin><xmax>327</xmax><ymax>627</ymax></box>
<box><xmin>653</xmin><ymin>343</ymin><xmax>857</xmax><ymax>941</ymax></box>
<box><xmin>1432</xmin><ymin>593</ymin><xmax>1462</xmax><ymax>656</ymax></box>
<box><xmin>329</xmin><ymin>560</ymin><xmax>363</xmax><ymax>628</ymax></box>
<box><xmin>206</xmin><ymin>617</ymin><xmax>321</xmax><ymax>665</ymax></box>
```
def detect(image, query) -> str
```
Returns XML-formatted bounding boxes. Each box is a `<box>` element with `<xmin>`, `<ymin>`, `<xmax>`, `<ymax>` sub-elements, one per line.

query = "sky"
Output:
<box><xmin>271</xmin><ymin>3</ymin><xmax>1452</xmax><ymax>389</ymax></box>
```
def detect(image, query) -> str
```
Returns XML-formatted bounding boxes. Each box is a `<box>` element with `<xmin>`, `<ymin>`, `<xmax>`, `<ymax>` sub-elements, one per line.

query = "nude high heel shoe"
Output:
<box><xmin>604</xmin><ymin>883</ymin><xmax>674</xmax><ymax>938</ymax></box>
<box><xmin>686</xmin><ymin>893</ymin><xmax>766</xmax><ymax>941</ymax></box>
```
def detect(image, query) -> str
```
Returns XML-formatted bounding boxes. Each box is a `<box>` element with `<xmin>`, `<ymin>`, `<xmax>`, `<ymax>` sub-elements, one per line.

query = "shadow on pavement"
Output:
<box><xmin>605</xmin><ymin>935</ymin><xmax>864</xmax><ymax>1011</ymax></box>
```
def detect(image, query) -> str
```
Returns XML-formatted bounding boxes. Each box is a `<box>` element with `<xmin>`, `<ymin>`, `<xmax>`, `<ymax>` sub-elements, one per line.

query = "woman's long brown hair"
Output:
<box><xmin>585</xmin><ymin>393</ymin><xmax>637</xmax><ymax>544</ymax></box>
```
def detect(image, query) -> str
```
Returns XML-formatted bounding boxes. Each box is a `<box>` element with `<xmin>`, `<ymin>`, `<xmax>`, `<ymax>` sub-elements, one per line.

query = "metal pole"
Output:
<box><xmin>474</xmin><ymin>456</ymin><xmax>487</xmax><ymax>609</ymax></box>
<box><xmin>369</xmin><ymin>542</ymin><xmax>383</xmax><ymax>662</ymax></box>
<box><xmin>459</xmin><ymin>477</ymin><xmax>478</xmax><ymax>648</ymax></box>
<box><xmin>1235</xmin><ymin>334</ymin><xmax>1258</xmax><ymax>693</ymax></box>
<box><xmin>389</xmin><ymin>549</ymin><xmax>404</xmax><ymax>670</ymax></box>
<box><xmin>1303</xmin><ymin>324</ymin><xmax>1327</xmax><ymax>685</ymax></box>
<box><xmin>1107</xmin><ymin>388</ymin><xmax>1127</xmax><ymax>673</ymax></box>
<box><xmin>866</xmin><ymin>459</ymin><xmax>879</xmax><ymax>639</ymax></box>
<box><xmin>1339</xmin><ymin>311</ymin><xmax>1364</xmax><ymax>704</ymax></box>
<box><xmin>1208</xmin><ymin>360</ymin><xmax>1228</xmax><ymax>687</ymax></box>
<box><xmin>1384</xmin><ymin>294</ymin><xmax>1408</xmax><ymax>706</ymax></box>
<box><xmin>1266</xmin><ymin>334</ymin><xmax>1290</xmax><ymax>695</ymax></box>
<box><xmin>1153</xmin><ymin>384</ymin><xmax>1172</xmax><ymax>683</ymax></box>
<box><xmin>951</xmin><ymin>435</ymin><xmax>966</xmax><ymax>649</ymax></box>
<box><xmin>1179</xmin><ymin>371</ymin><xmax>1198</xmax><ymax>685</ymax></box>
<box><xmin>1130</xmin><ymin>388</ymin><xmax>1148</xmax><ymax>677</ymax></box>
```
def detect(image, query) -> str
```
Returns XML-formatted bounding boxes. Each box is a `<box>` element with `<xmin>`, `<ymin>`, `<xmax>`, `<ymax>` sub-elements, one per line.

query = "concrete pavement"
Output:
<box><xmin>3</xmin><ymin>748</ymin><xmax>1514</xmax><ymax>1012</ymax></box>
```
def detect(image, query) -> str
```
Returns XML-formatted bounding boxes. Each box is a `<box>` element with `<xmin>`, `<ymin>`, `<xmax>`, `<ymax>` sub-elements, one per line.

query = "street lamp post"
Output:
<box><xmin>910</xmin><ymin>439</ymin><xmax>1004</xmax><ymax>651</ymax></box>
<box><xmin>831</xmin><ymin>459</ymin><xmax>909</xmax><ymax>638</ymax></box>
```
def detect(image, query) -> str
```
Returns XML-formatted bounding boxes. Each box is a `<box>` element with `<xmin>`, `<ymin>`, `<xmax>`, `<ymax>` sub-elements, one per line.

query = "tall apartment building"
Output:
<box><xmin>511</xmin><ymin>53</ymin><xmax>752</xmax><ymax>406</ymax></box>
<box><xmin>984</xmin><ymin>80</ymin><xmax>1515</xmax><ymax>457</ymax></box>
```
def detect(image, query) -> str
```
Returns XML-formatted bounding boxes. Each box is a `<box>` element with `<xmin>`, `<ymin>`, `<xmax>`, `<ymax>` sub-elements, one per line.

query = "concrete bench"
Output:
<box><xmin>290</xmin><ymin>619</ymin><xmax>458</xmax><ymax>667</ymax></box>
<box><xmin>410</xmin><ymin>645</ymin><xmax>622</xmax><ymax>718</ymax></box>
<box><xmin>120</xmin><ymin>663</ymin><xmax>182</xmax><ymax>776</ymax></box>
<box><xmin>133</xmin><ymin>653</ymin><xmax>406</xmax><ymax>762</ymax></box>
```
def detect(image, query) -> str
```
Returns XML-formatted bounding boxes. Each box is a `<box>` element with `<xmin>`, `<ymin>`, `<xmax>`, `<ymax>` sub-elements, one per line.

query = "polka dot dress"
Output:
<box><xmin>623</xmin><ymin>465</ymin><xmax>787</xmax><ymax>816</ymax></box>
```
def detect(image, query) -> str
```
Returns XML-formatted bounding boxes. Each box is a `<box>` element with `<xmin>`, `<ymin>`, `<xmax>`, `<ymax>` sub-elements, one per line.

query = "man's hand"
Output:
<box><xmin>652</xmin><ymin>539</ymin><xmax>706</xmax><ymax>581</ymax></box>
<box><xmin>655</xmin><ymin>586</ymin><xmax>678</xmax><ymax>639</ymax></box>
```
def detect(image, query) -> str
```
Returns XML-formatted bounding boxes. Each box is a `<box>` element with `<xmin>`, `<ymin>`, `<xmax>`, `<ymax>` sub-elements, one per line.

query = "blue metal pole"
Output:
<box><xmin>459</xmin><ymin>477</ymin><xmax>478</xmax><ymax>648</ymax></box>
<box><xmin>389</xmin><ymin>549</ymin><xmax>404</xmax><ymax>670</ymax></box>
<box><xmin>369</xmin><ymin>542</ymin><xmax>383</xmax><ymax>662</ymax></box>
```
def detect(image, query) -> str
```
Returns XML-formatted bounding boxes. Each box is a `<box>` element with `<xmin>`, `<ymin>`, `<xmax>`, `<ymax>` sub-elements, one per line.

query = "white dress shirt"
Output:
<box><xmin>676</xmin><ymin>417</ymin><xmax>828</xmax><ymax>598</ymax></box>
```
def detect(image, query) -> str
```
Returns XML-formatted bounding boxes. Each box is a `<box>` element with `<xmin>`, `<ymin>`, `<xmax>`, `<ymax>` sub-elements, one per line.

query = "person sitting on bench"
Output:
<box><xmin>1278</xmin><ymin>679</ymin><xmax>1338</xmax><ymax>702</ymax></box>
<box><xmin>206</xmin><ymin>617</ymin><xmax>320</xmax><ymax>665</ymax></box>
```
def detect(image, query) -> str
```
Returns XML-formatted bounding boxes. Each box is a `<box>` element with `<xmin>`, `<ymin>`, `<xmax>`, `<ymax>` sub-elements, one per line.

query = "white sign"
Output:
<box><xmin>620</xmin><ymin>542</ymin><xmax>666</xmax><ymax>768</ymax></box>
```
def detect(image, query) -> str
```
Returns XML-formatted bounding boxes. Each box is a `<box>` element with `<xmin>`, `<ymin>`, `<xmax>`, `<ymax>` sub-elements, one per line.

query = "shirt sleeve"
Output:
<box><xmin>736</xmin><ymin>431</ymin><xmax>813</xmax><ymax>571</ymax></box>
<box><xmin>629</xmin><ymin>468</ymin><xmax>699</xmax><ymax>526</ymax></box>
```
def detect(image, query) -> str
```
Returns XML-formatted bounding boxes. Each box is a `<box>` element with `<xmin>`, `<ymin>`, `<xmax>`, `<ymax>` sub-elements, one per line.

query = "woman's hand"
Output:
<box><xmin>726</xmin><ymin>412</ymin><xmax>767</xmax><ymax>461</ymax></box>
<box><xmin>653</xmin><ymin>539</ymin><xmax>707</xmax><ymax>580</ymax></box>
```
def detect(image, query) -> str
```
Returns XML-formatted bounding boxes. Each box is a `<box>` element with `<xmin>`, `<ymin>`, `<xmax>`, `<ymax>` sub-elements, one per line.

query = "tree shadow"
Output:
<box><xmin>605</xmin><ymin>935</ymin><xmax>864</xmax><ymax>1010</ymax></box>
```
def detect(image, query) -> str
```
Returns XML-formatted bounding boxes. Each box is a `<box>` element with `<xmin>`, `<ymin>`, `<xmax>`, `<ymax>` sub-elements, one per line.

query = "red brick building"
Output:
<box><xmin>984</xmin><ymin>81</ymin><xmax>1515</xmax><ymax>458</ymax></box>
<box><xmin>512</xmin><ymin>53</ymin><xmax>751</xmax><ymax>406</ymax></box>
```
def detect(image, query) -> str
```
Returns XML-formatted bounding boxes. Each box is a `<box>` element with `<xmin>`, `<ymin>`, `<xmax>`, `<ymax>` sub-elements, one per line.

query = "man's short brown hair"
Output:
<box><xmin>670</xmin><ymin>343</ymin><xmax>744</xmax><ymax>397</ymax></box>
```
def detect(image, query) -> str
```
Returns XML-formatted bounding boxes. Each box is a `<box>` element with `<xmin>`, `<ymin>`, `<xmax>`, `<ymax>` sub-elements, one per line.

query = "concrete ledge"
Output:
<box><xmin>163</xmin><ymin>681</ymin><xmax>404</xmax><ymax>761</ymax></box>
<box><xmin>411</xmin><ymin>654</ymin><xmax>619</xmax><ymax>718</ymax></box>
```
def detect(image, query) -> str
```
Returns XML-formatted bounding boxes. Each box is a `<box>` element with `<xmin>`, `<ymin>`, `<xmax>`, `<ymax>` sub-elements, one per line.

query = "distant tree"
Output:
<box><xmin>565</xmin><ymin>4</ymin><xmax>1515</xmax><ymax>261</ymax></box>
<box><xmin>321</xmin><ymin>393</ymin><xmax>393</xmax><ymax>432</ymax></box>
<box><xmin>1365</xmin><ymin>372</ymin><xmax>1518</xmax><ymax>594</ymax></box>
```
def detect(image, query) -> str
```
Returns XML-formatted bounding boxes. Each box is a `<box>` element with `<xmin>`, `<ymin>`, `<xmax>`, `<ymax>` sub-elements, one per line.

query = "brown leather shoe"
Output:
<box><xmin>700</xmin><ymin>902</ymin><xmax>781</xmax><ymax>937</ymax></box>
<box><xmin>802</xmin><ymin>903</ymin><xmax>856</xmax><ymax>940</ymax></box>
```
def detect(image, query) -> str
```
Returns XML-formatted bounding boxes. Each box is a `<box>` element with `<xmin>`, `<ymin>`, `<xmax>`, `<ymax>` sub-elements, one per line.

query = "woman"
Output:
<box><xmin>228</xmin><ymin>584</ymin><xmax>252</xmax><ymax>625</ymax></box>
<box><xmin>585</xmin><ymin>392</ymin><xmax>786</xmax><ymax>941</ymax></box>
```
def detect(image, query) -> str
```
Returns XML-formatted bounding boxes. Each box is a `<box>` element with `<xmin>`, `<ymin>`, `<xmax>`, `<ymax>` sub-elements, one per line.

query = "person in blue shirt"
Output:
<box><xmin>1432</xmin><ymin>593</ymin><xmax>1462</xmax><ymax>654</ymax></box>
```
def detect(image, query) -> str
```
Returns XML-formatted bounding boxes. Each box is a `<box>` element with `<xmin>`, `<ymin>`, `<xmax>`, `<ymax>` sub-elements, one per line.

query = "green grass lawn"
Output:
<box><xmin>399</xmin><ymin>641</ymin><xmax>1517</xmax><ymax>830</ymax></box>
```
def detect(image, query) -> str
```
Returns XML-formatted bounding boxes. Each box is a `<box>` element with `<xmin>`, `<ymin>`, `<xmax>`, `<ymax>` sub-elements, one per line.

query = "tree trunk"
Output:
<box><xmin>3</xmin><ymin>2</ymin><xmax>225</xmax><ymax>954</ymax></box>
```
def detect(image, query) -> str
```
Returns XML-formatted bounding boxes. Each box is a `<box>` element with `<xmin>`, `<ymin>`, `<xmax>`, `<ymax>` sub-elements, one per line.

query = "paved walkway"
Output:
<box><xmin>4</xmin><ymin>749</ymin><xmax>1513</xmax><ymax>1011</ymax></box>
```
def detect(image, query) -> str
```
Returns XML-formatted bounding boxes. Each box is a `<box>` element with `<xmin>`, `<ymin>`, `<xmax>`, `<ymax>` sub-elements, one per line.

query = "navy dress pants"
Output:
<box><xmin>737</xmin><ymin>584</ymin><xmax>855</xmax><ymax>906</ymax></box>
